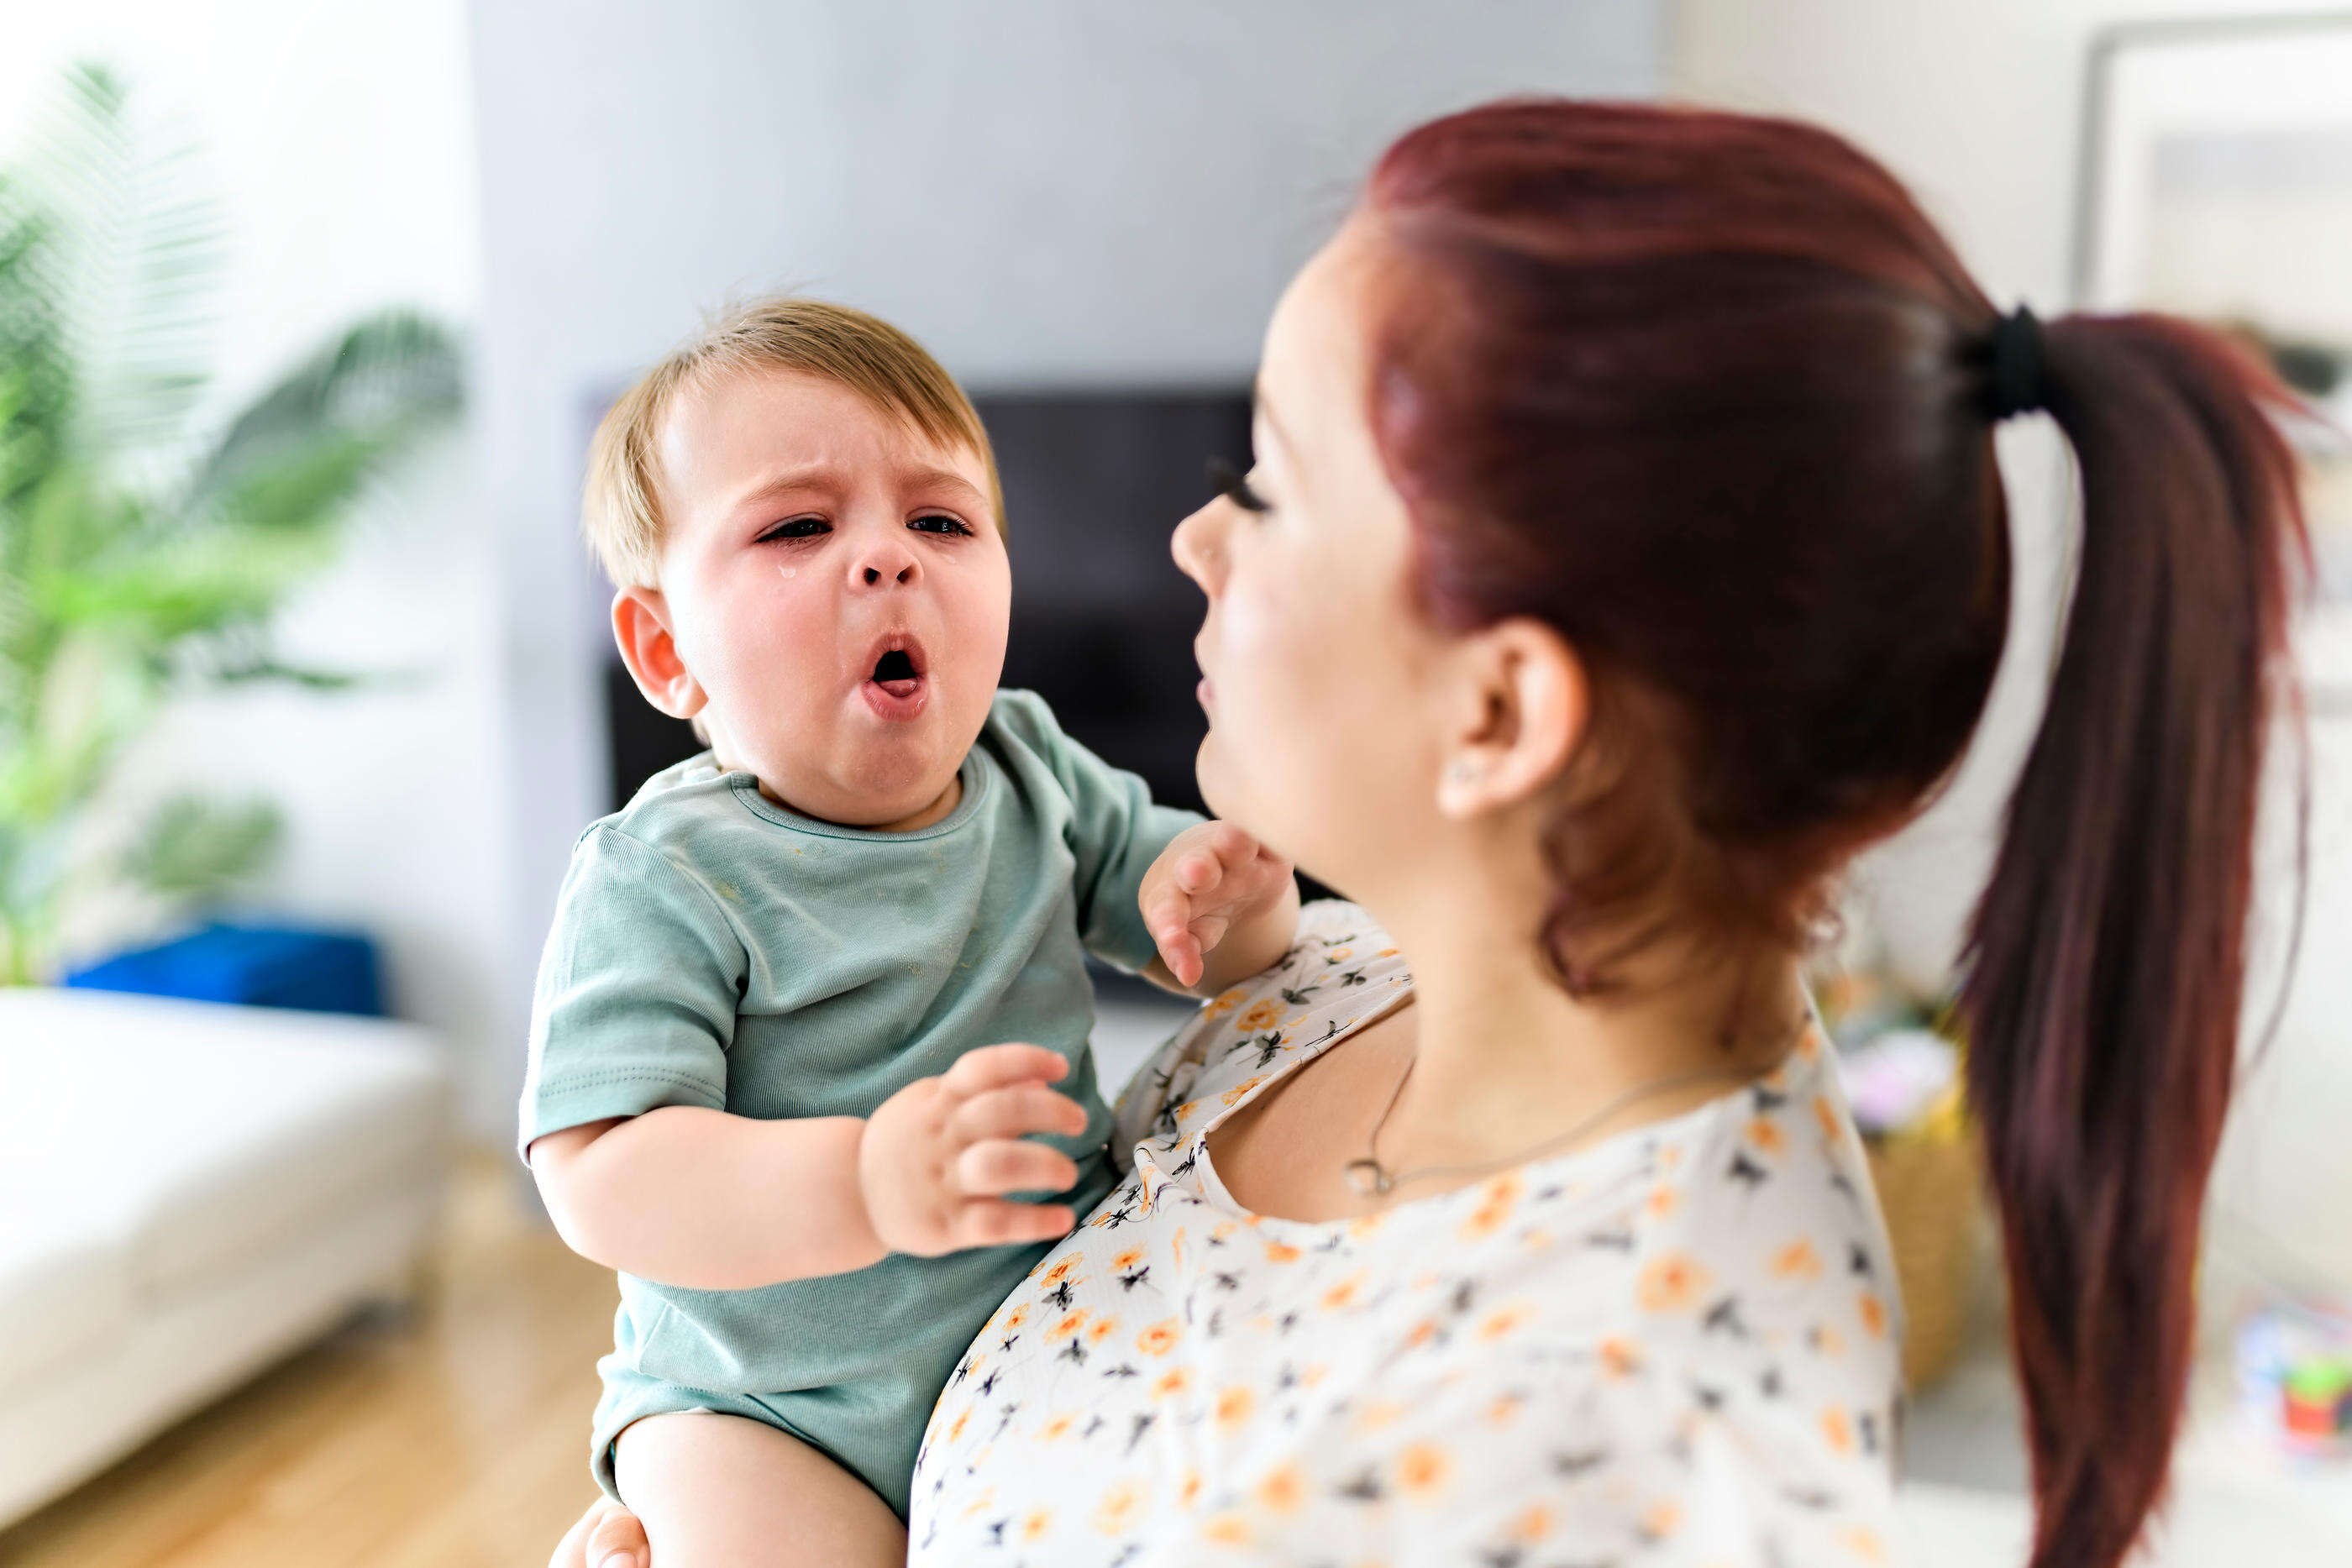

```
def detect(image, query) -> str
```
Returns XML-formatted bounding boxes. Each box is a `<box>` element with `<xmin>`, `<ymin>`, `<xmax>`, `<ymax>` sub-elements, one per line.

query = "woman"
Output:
<box><xmin>556</xmin><ymin>99</ymin><xmax>2305</xmax><ymax>1568</ymax></box>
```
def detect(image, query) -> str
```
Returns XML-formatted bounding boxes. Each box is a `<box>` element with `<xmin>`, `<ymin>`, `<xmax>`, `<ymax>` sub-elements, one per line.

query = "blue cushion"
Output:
<box><xmin>64</xmin><ymin>924</ymin><xmax>383</xmax><ymax>1016</ymax></box>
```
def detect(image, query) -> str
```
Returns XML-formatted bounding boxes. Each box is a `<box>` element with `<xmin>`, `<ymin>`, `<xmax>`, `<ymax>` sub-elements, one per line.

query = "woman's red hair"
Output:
<box><xmin>1362</xmin><ymin>99</ymin><xmax>2307</xmax><ymax>1568</ymax></box>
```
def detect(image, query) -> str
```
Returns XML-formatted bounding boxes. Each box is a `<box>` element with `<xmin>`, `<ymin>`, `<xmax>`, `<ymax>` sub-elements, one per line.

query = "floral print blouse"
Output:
<box><xmin>907</xmin><ymin>900</ymin><xmax>1901</xmax><ymax>1566</ymax></box>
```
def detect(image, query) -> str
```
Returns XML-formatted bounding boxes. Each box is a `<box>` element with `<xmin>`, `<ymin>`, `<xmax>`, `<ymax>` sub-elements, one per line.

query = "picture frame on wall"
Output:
<box><xmin>2074</xmin><ymin>12</ymin><xmax>2352</xmax><ymax>700</ymax></box>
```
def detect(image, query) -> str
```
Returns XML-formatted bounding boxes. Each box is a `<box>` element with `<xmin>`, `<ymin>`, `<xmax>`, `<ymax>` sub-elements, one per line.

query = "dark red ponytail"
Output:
<box><xmin>1361</xmin><ymin>99</ymin><xmax>2309</xmax><ymax>1568</ymax></box>
<box><xmin>1960</xmin><ymin>311</ymin><xmax>2303</xmax><ymax>1565</ymax></box>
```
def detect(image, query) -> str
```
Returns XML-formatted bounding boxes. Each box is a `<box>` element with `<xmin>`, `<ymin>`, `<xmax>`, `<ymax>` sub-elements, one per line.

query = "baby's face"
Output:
<box><xmin>643</xmin><ymin>366</ymin><xmax>1010</xmax><ymax>828</ymax></box>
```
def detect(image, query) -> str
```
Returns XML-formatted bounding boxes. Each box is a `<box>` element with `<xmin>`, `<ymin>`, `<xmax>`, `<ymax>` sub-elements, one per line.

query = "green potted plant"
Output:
<box><xmin>0</xmin><ymin>62</ymin><xmax>462</xmax><ymax>984</ymax></box>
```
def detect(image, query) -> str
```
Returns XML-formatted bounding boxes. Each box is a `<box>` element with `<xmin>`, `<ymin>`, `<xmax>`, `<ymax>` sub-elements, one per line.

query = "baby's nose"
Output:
<box><xmin>852</xmin><ymin>543</ymin><xmax>921</xmax><ymax>587</ymax></box>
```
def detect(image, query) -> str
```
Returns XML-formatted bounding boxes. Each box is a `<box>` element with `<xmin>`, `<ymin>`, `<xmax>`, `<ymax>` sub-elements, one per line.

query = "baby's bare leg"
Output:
<box><xmin>614</xmin><ymin>1412</ymin><xmax>906</xmax><ymax>1568</ymax></box>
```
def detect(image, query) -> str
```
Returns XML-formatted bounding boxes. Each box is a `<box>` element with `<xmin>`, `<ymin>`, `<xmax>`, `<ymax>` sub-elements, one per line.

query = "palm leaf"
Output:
<box><xmin>121</xmin><ymin>794</ymin><xmax>280</xmax><ymax>899</ymax></box>
<box><xmin>18</xmin><ymin>62</ymin><xmax>223</xmax><ymax>467</ymax></box>
<box><xmin>193</xmin><ymin>310</ymin><xmax>463</xmax><ymax>522</ymax></box>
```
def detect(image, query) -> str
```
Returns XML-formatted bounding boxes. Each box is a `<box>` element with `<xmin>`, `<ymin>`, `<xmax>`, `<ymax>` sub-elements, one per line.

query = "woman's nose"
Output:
<box><xmin>1171</xmin><ymin>501</ymin><xmax>1222</xmax><ymax>592</ymax></box>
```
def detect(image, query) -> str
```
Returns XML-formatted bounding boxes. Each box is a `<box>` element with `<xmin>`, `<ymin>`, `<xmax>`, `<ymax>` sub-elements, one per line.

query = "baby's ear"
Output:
<box><xmin>612</xmin><ymin>586</ymin><xmax>707</xmax><ymax>721</ymax></box>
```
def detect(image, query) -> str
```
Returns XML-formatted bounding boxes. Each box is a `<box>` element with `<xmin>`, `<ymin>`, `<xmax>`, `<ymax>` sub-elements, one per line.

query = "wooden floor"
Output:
<box><xmin>0</xmin><ymin>1152</ymin><xmax>619</xmax><ymax>1568</ymax></box>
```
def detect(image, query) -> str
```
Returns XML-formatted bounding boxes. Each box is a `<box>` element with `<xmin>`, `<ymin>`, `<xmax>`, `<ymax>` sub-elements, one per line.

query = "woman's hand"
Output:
<box><xmin>549</xmin><ymin>1493</ymin><xmax>648</xmax><ymax>1568</ymax></box>
<box><xmin>858</xmin><ymin>1042</ymin><xmax>1089</xmax><ymax>1256</ymax></box>
<box><xmin>1141</xmin><ymin>821</ymin><xmax>1301</xmax><ymax>992</ymax></box>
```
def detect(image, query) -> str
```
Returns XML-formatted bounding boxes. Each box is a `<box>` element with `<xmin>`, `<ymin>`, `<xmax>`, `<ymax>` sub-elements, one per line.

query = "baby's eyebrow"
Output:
<box><xmin>728</xmin><ymin>465</ymin><xmax>841</xmax><ymax>516</ymax></box>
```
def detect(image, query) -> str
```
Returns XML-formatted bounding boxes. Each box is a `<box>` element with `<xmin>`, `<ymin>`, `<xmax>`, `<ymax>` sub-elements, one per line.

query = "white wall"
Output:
<box><xmin>0</xmin><ymin>3</ymin><xmax>512</xmax><ymax>1134</ymax></box>
<box><xmin>465</xmin><ymin>0</ymin><xmax>1665</xmax><ymax>1133</ymax></box>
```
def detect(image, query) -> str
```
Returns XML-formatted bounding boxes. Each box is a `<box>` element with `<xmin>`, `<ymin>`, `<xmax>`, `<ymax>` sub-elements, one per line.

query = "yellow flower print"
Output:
<box><xmin>1210</xmin><ymin>1220</ymin><xmax>1240</xmax><ymax>1243</ymax></box>
<box><xmin>1520</xmin><ymin>1227</ymin><xmax>1556</xmax><ymax>1251</ymax></box>
<box><xmin>1842</xmin><ymin>1524</ymin><xmax>1889</xmax><ymax>1563</ymax></box>
<box><xmin>1476</xmin><ymin>1302</ymin><xmax>1535</xmax><ymax>1342</ymax></box>
<box><xmin>1087</xmin><ymin>1315</ymin><xmax>1120</xmax><ymax>1345</ymax></box>
<box><xmin>1137</xmin><ymin>1318</ymin><xmax>1181</xmax><ymax>1356</ymax></box>
<box><xmin>1771</xmin><ymin>1239</ymin><xmax>1824</xmax><ymax>1281</ymax></box>
<box><xmin>1404</xmin><ymin>1318</ymin><xmax>1440</xmax><ymax>1350</ymax></box>
<box><xmin>960</xmin><ymin>1485</ymin><xmax>997</xmax><ymax>1518</ymax></box>
<box><xmin>1460</xmin><ymin>1172</ymin><xmax>1525</xmax><ymax>1240</ymax></box>
<box><xmin>1254</xmin><ymin>1461</ymin><xmax>1305</xmax><ymax>1515</ymax></box>
<box><xmin>1040</xmin><ymin>1412</ymin><xmax>1078</xmax><ymax>1442</ymax></box>
<box><xmin>1092</xmin><ymin>1477</ymin><xmax>1149</xmax><ymax>1534</ymax></box>
<box><xmin>1046</xmin><ymin>1309</ymin><xmax>1089</xmax><ymax>1342</ymax></box>
<box><xmin>1394</xmin><ymin>1441</ymin><xmax>1453</xmax><ymax>1502</ymax></box>
<box><xmin>1214</xmin><ymin>1386</ymin><xmax>1256</xmax><ymax>1431</ymax></box>
<box><xmin>1041</xmin><ymin>1256</ymin><xmax>1081</xmax><ymax>1287</ymax></box>
<box><xmin>1814</xmin><ymin>1095</ymin><xmax>1843</xmax><ymax>1143</ymax></box>
<box><xmin>1747</xmin><ymin>1115</ymin><xmax>1787</xmax><ymax>1156</ymax></box>
<box><xmin>1206</xmin><ymin>988</ymin><xmax>1247</xmax><ymax>1019</ymax></box>
<box><xmin>1220</xmin><ymin>1074</ymin><xmax>1269</xmax><ymax>1108</ymax></box>
<box><xmin>1599</xmin><ymin>1336</ymin><xmax>1643</xmax><ymax>1377</ymax></box>
<box><xmin>1001</xmin><ymin>1303</ymin><xmax>1032</xmax><ymax>1329</ymax></box>
<box><xmin>1264</xmin><ymin>1239</ymin><xmax>1302</xmax><ymax>1264</ymax></box>
<box><xmin>1151</xmin><ymin>1367</ymin><xmax>1194</xmax><ymax>1402</ymax></box>
<box><xmin>1636</xmin><ymin>1251</ymin><xmax>1713</xmax><ymax>1313</ymax></box>
<box><xmin>1353</xmin><ymin>1399</ymin><xmax>1406</xmax><ymax>1433</ymax></box>
<box><xmin>1657</xmin><ymin>1144</ymin><xmax>1684</xmax><ymax>1172</ymax></box>
<box><xmin>1375</xmin><ymin>947</ymin><xmax>1399</xmax><ymax>957</ymax></box>
<box><xmin>1178</xmin><ymin>1468</ymin><xmax>1204</xmax><ymax>1510</ymax></box>
<box><xmin>1485</xmin><ymin>1390</ymin><xmax>1526</xmax><ymax>1425</ymax></box>
<box><xmin>1326</xmin><ymin>947</ymin><xmax>1353</xmax><ymax>962</ymax></box>
<box><xmin>1643</xmin><ymin>1501</ymin><xmax>1683</xmax><ymax>1539</ymax></box>
<box><xmin>1645</xmin><ymin>1185</ymin><xmax>1680</xmax><ymax>1221</ymax></box>
<box><xmin>1299</xmin><ymin>1363</ymin><xmax>1329</xmax><ymax>1387</ymax></box>
<box><xmin>1822</xmin><ymin>1405</ymin><xmax>1855</xmax><ymax>1455</ymax></box>
<box><xmin>1021</xmin><ymin>1506</ymin><xmax>1054</xmax><ymax>1543</ymax></box>
<box><xmin>1347</xmin><ymin>1213</ymin><xmax>1385</xmax><ymax>1240</ymax></box>
<box><xmin>1239</xmin><ymin>999</ymin><xmax>1285</xmax><ymax>1031</ymax></box>
<box><xmin>1201</xmin><ymin>1512</ymin><xmax>1252</xmax><ymax>1546</ymax></box>
<box><xmin>1797</xmin><ymin>1023</ymin><xmax>1825</xmax><ymax>1061</ymax></box>
<box><xmin>1858</xmin><ymin>1292</ymin><xmax>1887</xmax><ymax>1338</ymax></box>
<box><xmin>1320</xmin><ymin>1271</ymin><xmax>1369</xmax><ymax>1311</ymax></box>
<box><xmin>1813</xmin><ymin>1323</ymin><xmax>1847</xmax><ymax>1356</ymax></box>
<box><xmin>1171</xmin><ymin>1227</ymin><xmax>1186</xmax><ymax>1269</ymax></box>
<box><xmin>1110</xmin><ymin>1247</ymin><xmax>1145</xmax><ymax>1272</ymax></box>
<box><xmin>948</xmin><ymin>1407</ymin><xmax>972</xmax><ymax>1442</ymax></box>
<box><xmin>1508</xmin><ymin>1503</ymin><xmax>1555</xmax><ymax>1543</ymax></box>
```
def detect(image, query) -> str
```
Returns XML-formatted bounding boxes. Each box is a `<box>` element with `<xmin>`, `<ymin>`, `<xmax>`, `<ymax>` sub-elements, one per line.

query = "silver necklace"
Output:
<box><xmin>1341</xmin><ymin>1055</ymin><xmax>1764</xmax><ymax>1198</ymax></box>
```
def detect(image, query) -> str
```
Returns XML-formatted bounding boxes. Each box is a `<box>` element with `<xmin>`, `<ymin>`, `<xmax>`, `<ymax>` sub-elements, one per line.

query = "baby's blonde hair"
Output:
<box><xmin>583</xmin><ymin>296</ymin><xmax>1004</xmax><ymax>587</ymax></box>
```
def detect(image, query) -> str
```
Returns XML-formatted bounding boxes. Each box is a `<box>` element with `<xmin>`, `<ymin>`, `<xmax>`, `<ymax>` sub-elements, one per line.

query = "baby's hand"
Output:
<box><xmin>858</xmin><ymin>1043</ymin><xmax>1089</xmax><ymax>1257</ymax></box>
<box><xmin>1142</xmin><ymin>821</ymin><xmax>1295</xmax><ymax>989</ymax></box>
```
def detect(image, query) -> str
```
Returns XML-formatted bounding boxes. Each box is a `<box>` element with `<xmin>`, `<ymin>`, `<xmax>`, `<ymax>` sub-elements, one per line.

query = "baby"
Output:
<box><xmin>521</xmin><ymin>298</ymin><xmax>1299</xmax><ymax>1564</ymax></box>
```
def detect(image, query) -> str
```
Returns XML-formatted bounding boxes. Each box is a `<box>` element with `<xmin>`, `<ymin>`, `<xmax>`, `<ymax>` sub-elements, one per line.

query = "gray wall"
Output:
<box><xmin>465</xmin><ymin>1</ymin><xmax>1663</xmax><ymax>1134</ymax></box>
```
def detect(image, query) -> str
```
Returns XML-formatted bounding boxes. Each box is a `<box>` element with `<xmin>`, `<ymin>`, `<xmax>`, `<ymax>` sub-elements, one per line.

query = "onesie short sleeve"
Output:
<box><xmin>990</xmin><ymin>689</ymin><xmax>1200</xmax><ymax>974</ymax></box>
<box><xmin>517</xmin><ymin>823</ymin><xmax>746</xmax><ymax>1157</ymax></box>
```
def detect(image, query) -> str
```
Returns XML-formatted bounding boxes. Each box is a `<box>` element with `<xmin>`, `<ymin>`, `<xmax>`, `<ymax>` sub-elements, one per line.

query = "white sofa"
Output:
<box><xmin>0</xmin><ymin>986</ymin><xmax>450</xmax><ymax>1527</ymax></box>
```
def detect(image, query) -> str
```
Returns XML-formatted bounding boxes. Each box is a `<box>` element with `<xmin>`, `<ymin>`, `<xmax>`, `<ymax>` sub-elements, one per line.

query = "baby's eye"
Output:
<box><xmin>756</xmin><ymin>517</ymin><xmax>829</xmax><ymax>543</ymax></box>
<box><xmin>909</xmin><ymin>514</ymin><xmax>974</xmax><ymax>537</ymax></box>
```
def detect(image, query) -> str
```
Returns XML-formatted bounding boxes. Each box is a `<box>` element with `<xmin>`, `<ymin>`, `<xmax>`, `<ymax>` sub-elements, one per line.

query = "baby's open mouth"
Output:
<box><xmin>866</xmin><ymin>639</ymin><xmax>927</xmax><ymax>703</ymax></box>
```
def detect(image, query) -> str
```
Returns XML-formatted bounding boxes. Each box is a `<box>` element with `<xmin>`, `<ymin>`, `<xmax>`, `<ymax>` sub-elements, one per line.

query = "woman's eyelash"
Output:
<box><xmin>1207</xmin><ymin>455</ymin><xmax>1269</xmax><ymax>513</ymax></box>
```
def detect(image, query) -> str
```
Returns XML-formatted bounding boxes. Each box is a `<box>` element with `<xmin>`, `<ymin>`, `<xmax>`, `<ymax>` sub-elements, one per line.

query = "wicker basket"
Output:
<box><xmin>1863</xmin><ymin>1125</ymin><xmax>1985</xmax><ymax>1391</ymax></box>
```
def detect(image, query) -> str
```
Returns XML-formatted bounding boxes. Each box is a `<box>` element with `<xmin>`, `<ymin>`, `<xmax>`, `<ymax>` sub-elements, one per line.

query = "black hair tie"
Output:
<box><xmin>1986</xmin><ymin>306</ymin><xmax>2048</xmax><ymax>422</ymax></box>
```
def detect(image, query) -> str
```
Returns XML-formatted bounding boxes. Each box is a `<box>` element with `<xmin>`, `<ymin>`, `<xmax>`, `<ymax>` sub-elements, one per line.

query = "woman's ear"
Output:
<box><xmin>612</xmin><ymin>587</ymin><xmax>709</xmax><ymax>722</ymax></box>
<box><xmin>1434</xmin><ymin>617</ymin><xmax>1587</xmax><ymax>820</ymax></box>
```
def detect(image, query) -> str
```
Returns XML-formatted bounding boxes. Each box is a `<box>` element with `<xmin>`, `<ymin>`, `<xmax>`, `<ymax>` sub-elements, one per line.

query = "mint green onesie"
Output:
<box><xmin>519</xmin><ymin>689</ymin><xmax>1199</xmax><ymax>1517</ymax></box>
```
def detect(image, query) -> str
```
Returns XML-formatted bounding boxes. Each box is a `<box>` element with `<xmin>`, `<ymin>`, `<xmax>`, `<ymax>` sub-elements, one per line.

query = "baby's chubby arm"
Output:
<box><xmin>528</xmin><ymin>1043</ymin><xmax>1089</xmax><ymax>1289</ymax></box>
<box><xmin>1139</xmin><ymin>820</ymin><xmax>1302</xmax><ymax>996</ymax></box>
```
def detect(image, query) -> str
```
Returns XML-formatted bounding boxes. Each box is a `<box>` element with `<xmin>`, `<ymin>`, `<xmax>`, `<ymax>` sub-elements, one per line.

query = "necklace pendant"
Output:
<box><xmin>1343</xmin><ymin>1159</ymin><xmax>1393</xmax><ymax>1198</ymax></box>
